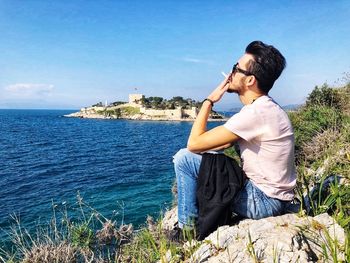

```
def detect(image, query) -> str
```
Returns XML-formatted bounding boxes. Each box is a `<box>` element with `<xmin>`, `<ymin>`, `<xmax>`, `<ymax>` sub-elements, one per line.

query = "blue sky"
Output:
<box><xmin>0</xmin><ymin>0</ymin><xmax>349</xmax><ymax>110</ymax></box>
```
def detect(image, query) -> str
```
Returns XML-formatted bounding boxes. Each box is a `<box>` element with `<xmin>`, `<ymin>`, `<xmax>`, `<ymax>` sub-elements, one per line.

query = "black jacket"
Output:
<box><xmin>196</xmin><ymin>153</ymin><xmax>245</xmax><ymax>240</ymax></box>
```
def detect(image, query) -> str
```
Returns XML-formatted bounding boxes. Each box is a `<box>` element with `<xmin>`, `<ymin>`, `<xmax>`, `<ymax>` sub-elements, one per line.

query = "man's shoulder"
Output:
<box><xmin>254</xmin><ymin>96</ymin><xmax>289</xmax><ymax>116</ymax></box>
<box><xmin>225</xmin><ymin>96</ymin><xmax>288</xmax><ymax>128</ymax></box>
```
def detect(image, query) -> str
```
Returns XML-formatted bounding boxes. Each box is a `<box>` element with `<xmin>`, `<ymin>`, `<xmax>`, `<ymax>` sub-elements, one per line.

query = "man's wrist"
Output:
<box><xmin>202</xmin><ymin>98</ymin><xmax>214</xmax><ymax>107</ymax></box>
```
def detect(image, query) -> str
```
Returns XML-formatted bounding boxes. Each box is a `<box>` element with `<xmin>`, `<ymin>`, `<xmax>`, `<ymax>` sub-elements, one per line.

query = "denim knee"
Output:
<box><xmin>173</xmin><ymin>148</ymin><xmax>190</xmax><ymax>166</ymax></box>
<box><xmin>173</xmin><ymin>148</ymin><xmax>202</xmax><ymax>179</ymax></box>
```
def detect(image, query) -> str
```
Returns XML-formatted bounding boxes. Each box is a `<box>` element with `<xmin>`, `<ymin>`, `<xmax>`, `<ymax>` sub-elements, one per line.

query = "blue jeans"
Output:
<box><xmin>173</xmin><ymin>148</ymin><xmax>286</xmax><ymax>228</ymax></box>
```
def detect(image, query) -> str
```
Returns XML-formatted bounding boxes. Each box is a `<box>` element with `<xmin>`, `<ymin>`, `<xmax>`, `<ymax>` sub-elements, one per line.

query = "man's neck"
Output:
<box><xmin>239</xmin><ymin>90</ymin><xmax>266</xmax><ymax>105</ymax></box>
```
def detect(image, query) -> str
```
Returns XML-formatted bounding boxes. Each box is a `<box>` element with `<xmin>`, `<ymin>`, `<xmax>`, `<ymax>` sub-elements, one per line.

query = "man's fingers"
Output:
<box><xmin>221</xmin><ymin>82</ymin><xmax>229</xmax><ymax>91</ymax></box>
<box><xmin>223</xmin><ymin>76</ymin><xmax>230</xmax><ymax>86</ymax></box>
<box><xmin>207</xmin><ymin>75</ymin><xmax>230</xmax><ymax>102</ymax></box>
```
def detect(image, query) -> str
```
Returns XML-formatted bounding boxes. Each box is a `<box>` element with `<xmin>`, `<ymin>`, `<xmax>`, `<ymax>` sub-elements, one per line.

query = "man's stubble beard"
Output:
<box><xmin>227</xmin><ymin>80</ymin><xmax>243</xmax><ymax>94</ymax></box>
<box><xmin>226</xmin><ymin>89</ymin><xmax>237</xmax><ymax>94</ymax></box>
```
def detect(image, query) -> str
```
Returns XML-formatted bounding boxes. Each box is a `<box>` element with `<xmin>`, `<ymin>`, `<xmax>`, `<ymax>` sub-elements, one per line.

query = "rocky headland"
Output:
<box><xmin>65</xmin><ymin>94</ymin><xmax>227</xmax><ymax>121</ymax></box>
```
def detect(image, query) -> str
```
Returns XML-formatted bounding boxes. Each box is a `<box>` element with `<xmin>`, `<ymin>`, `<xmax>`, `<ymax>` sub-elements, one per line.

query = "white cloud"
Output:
<box><xmin>4</xmin><ymin>83</ymin><xmax>54</xmax><ymax>97</ymax></box>
<box><xmin>181</xmin><ymin>57</ymin><xmax>209</xmax><ymax>64</ymax></box>
<box><xmin>5</xmin><ymin>83</ymin><xmax>54</xmax><ymax>93</ymax></box>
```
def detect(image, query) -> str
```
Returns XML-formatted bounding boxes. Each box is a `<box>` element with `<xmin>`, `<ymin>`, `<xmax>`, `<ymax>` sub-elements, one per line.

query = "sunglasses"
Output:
<box><xmin>231</xmin><ymin>63</ymin><xmax>259</xmax><ymax>80</ymax></box>
<box><xmin>231</xmin><ymin>63</ymin><xmax>258</xmax><ymax>80</ymax></box>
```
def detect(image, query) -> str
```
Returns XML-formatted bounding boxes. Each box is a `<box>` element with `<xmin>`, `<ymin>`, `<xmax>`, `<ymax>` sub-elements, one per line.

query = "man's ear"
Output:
<box><xmin>245</xmin><ymin>75</ymin><xmax>256</xmax><ymax>87</ymax></box>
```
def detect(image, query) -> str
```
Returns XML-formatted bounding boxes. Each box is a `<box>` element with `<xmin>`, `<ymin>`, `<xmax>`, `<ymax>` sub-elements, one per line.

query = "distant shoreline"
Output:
<box><xmin>64</xmin><ymin>112</ymin><xmax>228</xmax><ymax>122</ymax></box>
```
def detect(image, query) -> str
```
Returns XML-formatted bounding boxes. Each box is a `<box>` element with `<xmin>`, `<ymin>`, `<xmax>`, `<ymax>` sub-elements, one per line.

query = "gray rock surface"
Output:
<box><xmin>161</xmin><ymin>207</ymin><xmax>345</xmax><ymax>263</ymax></box>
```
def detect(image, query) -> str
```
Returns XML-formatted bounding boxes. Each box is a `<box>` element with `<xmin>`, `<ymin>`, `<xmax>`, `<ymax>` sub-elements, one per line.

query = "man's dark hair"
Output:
<box><xmin>245</xmin><ymin>41</ymin><xmax>286</xmax><ymax>94</ymax></box>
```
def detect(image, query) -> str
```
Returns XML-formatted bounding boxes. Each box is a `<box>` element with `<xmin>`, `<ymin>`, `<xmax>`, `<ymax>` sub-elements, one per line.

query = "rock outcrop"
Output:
<box><xmin>160</xmin><ymin>207</ymin><xmax>346</xmax><ymax>262</ymax></box>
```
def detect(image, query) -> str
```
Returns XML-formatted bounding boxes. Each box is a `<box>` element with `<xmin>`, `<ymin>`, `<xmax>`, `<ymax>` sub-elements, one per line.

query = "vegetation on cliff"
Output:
<box><xmin>140</xmin><ymin>96</ymin><xmax>201</xmax><ymax>110</ymax></box>
<box><xmin>97</xmin><ymin>106</ymin><xmax>141</xmax><ymax>118</ymax></box>
<box><xmin>92</xmin><ymin>96</ymin><xmax>201</xmax><ymax>110</ymax></box>
<box><xmin>82</xmin><ymin>95</ymin><xmax>225</xmax><ymax>120</ymax></box>
<box><xmin>1</xmin><ymin>82</ymin><xmax>349</xmax><ymax>262</ymax></box>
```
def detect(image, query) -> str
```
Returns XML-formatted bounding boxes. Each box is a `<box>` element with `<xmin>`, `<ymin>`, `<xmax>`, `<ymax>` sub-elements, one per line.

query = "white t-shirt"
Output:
<box><xmin>224</xmin><ymin>95</ymin><xmax>296</xmax><ymax>201</ymax></box>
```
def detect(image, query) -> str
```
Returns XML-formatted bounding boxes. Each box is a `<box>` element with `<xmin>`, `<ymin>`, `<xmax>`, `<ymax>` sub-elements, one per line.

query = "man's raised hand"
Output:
<box><xmin>207</xmin><ymin>75</ymin><xmax>230</xmax><ymax>103</ymax></box>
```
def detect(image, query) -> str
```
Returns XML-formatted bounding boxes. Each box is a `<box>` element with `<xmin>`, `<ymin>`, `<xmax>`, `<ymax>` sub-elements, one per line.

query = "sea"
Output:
<box><xmin>0</xmin><ymin>109</ymin><xmax>227</xmax><ymax>245</ymax></box>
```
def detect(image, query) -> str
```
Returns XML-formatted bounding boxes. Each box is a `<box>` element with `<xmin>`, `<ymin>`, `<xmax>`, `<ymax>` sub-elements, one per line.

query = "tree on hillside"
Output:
<box><xmin>140</xmin><ymin>95</ymin><xmax>201</xmax><ymax>109</ymax></box>
<box><xmin>92</xmin><ymin>102</ymin><xmax>103</xmax><ymax>107</ymax></box>
<box><xmin>109</xmin><ymin>101</ymin><xmax>127</xmax><ymax>107</ymax></box>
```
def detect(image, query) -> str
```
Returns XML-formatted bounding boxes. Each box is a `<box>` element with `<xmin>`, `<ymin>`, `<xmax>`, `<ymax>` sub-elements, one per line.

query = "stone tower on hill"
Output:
<box><xmin>129</xmin><ymin>94</ymin><xmax>143</xmax><ymax>107</ymax></box>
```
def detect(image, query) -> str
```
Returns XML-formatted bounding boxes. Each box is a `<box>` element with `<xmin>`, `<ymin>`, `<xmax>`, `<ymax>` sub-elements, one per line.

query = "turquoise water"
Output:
<box><xmin>0</xmin><ymin>109</ymin><xmax>224</xmax><ymax>244</ymax></box>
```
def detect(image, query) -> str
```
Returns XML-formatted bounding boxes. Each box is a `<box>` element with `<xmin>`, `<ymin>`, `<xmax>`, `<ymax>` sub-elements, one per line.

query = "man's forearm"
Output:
<box><xmin>187</xmin><ymin>75</ymin><xmax>230</xmax><ymax>151</ymax></box>
<box><xmin>187</xmin><ymin>100</ymin><xmax>212</xmax><ymax>146</ymax></box>
<box><xmin>207</xmin><ymin>142</ymin><xmax>232</xmax><ymax>151</ymax></box>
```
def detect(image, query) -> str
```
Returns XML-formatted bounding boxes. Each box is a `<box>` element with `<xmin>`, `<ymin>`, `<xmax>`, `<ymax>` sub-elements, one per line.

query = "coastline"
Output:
<box><xmin>64</xmin><ymin>112</ymin><xmax>228</xmax><ymax>122</ymax></box>
<box><xmin>64</xmin><ymin>93</ymin><xmax>230</xmax><ymax>122</ymax></box>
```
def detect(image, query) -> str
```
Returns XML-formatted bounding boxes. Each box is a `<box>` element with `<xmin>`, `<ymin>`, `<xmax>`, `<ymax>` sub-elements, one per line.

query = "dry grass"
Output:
<box><xmin>0</xmin><ymin>196</ymin><xmax>135</xmax><ymax>263</ymax></box>
<box><xmin>22</xmin><ymin>242</ymin><xmax>86</xmax><ymax>263</ymax></box>
<box><xmin>337</xmin><ymin>82</ymin><xmax>350</xmax><ymax>115</ymax></box>
<box><xmin>302</xmin><ymin>129</ymin><xmax>341</xmax><ymax>164</ymax></box>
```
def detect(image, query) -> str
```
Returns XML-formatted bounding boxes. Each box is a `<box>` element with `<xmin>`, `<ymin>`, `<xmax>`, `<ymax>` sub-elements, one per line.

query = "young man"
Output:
<box><xmin>173</xmin><ymin>41</ymin><xmax>296</xmax><ymax>230</ymax></box>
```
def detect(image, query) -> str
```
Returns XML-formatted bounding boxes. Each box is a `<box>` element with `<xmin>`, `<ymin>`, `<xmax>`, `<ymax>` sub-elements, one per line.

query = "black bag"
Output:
<box><xmin>196</xmin><ymin>153</ymin><xmax>245</xmax><ymax>240</ymax></box>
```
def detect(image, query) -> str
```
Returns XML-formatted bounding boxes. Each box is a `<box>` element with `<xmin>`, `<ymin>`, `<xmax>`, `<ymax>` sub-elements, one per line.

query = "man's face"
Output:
<box><xmin>227</xmin><ymin>53</ymin><xmax>255</xmax><ymax>94</ymax></box>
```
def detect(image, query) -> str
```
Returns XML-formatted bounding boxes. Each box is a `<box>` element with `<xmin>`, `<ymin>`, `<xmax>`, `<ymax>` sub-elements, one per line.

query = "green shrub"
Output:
<box><xmin>120</xmin><ymin>229</ymin><xmax>160</xmax><ymax>262</ymax></box>
<box><xmin>306</xmin><ymin>84</ymin><xmax>342</xmax><ymax>109</ymax></box>
<box><xmin>121</xmin><ymin>106</ymin><xmax>140</xmax><ymax>115</ymax></box>
<box><xmin>95</xmin><ymin>110</ymin><xmax>105</xmax><ymax>115</ymax></box>
<box><xmin>71</xmin><ymin>223</ymin><xmax>95</xmax><ymax>248</ymax></box>
<box><xmin>289</xmin><ymin>105</ymin><xmax>343</xmax><ymax>163</ymax></box>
